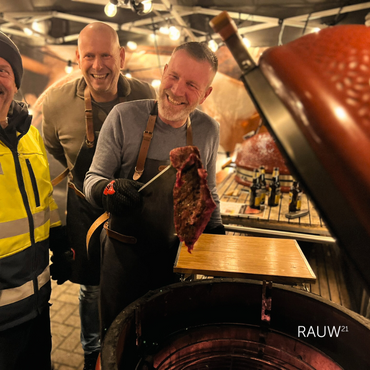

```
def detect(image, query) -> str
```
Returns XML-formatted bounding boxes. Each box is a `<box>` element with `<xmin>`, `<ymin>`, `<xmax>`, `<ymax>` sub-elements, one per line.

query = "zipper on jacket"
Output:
<box><xmin>26</xmin><ymin>158</ymin><xmax>40</xmax><ymax>207</ymax></box>
<box><xmin>12</xmin><ymin>150</ymin><xmax>35</xmax><ymax>244</ymax></box>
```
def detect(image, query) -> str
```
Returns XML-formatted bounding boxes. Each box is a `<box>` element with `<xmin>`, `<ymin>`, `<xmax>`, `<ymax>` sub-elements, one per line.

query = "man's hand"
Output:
<box><xmin>204</xmin><ymin>224</ymin><xmax>226</xmax><ymax>235</ymax></box>
<box><xmin>49</xmin><ymin>225</ymin><xmax>74</xmax><ymax>285</ymax></box>
<box><xmin>102</xmin><ymin>179</ymin><xmax>143</xmax><ymax>215</ymax></box>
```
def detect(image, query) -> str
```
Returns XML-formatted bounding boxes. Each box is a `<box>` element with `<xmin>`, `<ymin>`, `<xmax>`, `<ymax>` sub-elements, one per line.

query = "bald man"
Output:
<box><xmin>42</xmin><ymin>22</ymin><xmax>156</xmax><ymax>370</ymax></box>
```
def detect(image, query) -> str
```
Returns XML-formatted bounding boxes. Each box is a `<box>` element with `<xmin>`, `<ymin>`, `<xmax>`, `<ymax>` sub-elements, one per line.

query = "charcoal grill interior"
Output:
<box><xmin>101</xmin><ymin>279</ymin><xmax>370</xmax><ymax>370</ymax></box>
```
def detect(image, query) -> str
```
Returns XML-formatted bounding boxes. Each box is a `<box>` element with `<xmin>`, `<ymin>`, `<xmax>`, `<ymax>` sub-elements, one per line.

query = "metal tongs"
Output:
<box><xmin>138</xmin><ymin>165</ymin><xmax>172</xmax><ymax>192</ymax></box>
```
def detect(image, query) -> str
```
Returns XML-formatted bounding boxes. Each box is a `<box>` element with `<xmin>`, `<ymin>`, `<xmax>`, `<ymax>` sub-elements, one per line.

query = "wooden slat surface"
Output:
<box><xmin>304</xmin><ymin>243</ymin><xmax>353</xmax><ymax>310</ymax></box>
<box><xmin>174</xmin><ymin>234</ymin><xmax>316</xmax><ymax>285</ymax></box>
<box><xmin>217</xmin><ymin>170</ymin><xmax>331</xmax><ymax>237</ymax></box>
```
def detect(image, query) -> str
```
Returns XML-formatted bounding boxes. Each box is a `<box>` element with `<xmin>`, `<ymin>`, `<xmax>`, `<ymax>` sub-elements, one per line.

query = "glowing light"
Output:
<box><xmin>23</xmin><ymin>28</ymin><xmax>33</xmax><ymax>36</ymax></box>
<box><xmin>169</xmin><ymin>26</ymin><xmax>180</xmax><ymax>41</ymax></box>
<box><xmin>242</xmin><ymin>37</ymin><xmax>251</xmax><ymax>48</ymax></box>
<box><xmin>125</xmin><ymin>72</ymin><xmax>132</xmax><ymax>78</ymax></box>
<box><xmin>151</xmin><ymin>79</ymin><xmax>161</xmax><ymax>88</ymax></box>
<box><xmin>334</xmin><ymin>106</ymin><xmax>347</xmax><ymax>120</ymax></box>
<box><xmin>104</xmin><ymin>2</ymin><xmax>117</xmax><ymax>17</ymax></box>
<box><xmin>140</xmin><ymin>0</ymin><xmax>153</xmax><ymax>15</ymax></box>
<box><xmin>159</xmin><ymin>26</ymin><xmax>170</xmax><ymax>35</ymax></box>
<box><xmin>31</xmin><ymin>21</ymin><xmax>47</xmax><ymax>34</ymax></box>
<box><xmin>208</xmin><ymin>39</ymin><xmax>218</xmax><ymax>52</ymax></box>
<box><xmin>65</xmin><ymin>60</ymin><xmax>73</xmax><ymax>74</ymax></box>
<box><xmin>127</xmin><ymin>41</ymin><xmax>137</xmax><ymax>50</ymax></box>
<box><xmin>131</xmin><ymin>0</ymin><xmax>153</xmax><ymax>15</ymax></box>
<box><xmin>313</xmin><ymin>27</ymin><xmax>321</xmax><ymax>33</ymax></box>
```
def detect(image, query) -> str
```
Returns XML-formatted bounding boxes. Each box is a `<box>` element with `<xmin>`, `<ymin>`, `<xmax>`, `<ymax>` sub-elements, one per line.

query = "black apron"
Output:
<box><xmin>66</xmin><ymin>134</ymin><xmax>103</xmax><ymax>285</ymax></box>
<box><xmin>100</xmin><ymin>107</ymin><xmax>192</xmax><ymax>338</ymax></box>
<box><xmin>67</xmin><ymin>87</ymin><xmax>125</xmax><ymax>285</ymax></box>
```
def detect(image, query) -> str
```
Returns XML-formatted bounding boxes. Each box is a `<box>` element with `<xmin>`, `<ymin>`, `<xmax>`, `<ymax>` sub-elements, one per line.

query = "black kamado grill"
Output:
<box><xmin>100</xmin><ymin>12</ymin><xmax>370</xmax><ymax>370</ymax></box>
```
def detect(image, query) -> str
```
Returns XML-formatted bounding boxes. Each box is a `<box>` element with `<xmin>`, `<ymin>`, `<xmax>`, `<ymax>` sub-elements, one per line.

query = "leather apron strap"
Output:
<box><xmin>133</xmin><ymin>101</ymin><xmax>158</xmax><ymax>181</ymax></box>
<box><xmin>133</xmin><ymin>102</ymin><xmax>193</xmax><ymax>180</ymax></box>
<box><xmin>186</xmin><ymin>117</ymin><xmax>192</xmax><ymax>146</ymax></box>
<box><xmin>86</xmin><ymin>212</ymin><xmax>137</xmax><ymax>256</ymax></box>
<box><xmin>84</xmin><ymin>85</ymin><xmax>95</xmax><ymax>148</ymax></box>
<box><xmin>51</xmin><ymin>167</ymin><xmax>69</xmax><ymax>187</ymax></box>
<box><xmin>86</xmin><ymin>212</ymin><xmax>109</xmax><ymax>256</ymax></box>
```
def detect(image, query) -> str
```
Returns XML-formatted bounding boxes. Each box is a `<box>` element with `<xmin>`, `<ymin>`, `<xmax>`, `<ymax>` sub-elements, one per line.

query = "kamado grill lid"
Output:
<box><xmin>210</xmin><ymin>12</ymin><xmax>370</xmax><ymax>293</ymax></box>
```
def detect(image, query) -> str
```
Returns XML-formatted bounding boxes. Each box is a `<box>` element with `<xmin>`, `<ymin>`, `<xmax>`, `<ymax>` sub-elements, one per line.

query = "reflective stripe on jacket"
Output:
<box><xmin>0</xmin><ymin>115</ymin><xmax>61</xmax><ymax>331</ymax></box>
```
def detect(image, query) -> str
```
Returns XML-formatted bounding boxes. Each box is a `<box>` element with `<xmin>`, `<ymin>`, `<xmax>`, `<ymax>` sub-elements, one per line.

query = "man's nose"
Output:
<box><xmin>92</xmin><ymin>56</ymin><xmax>103</xmax><ymax>70</ymax></box>
<box><xmin>171</xmin><ymin>80</ymin><xmax>185</xmax><ymax>96</ymax></box>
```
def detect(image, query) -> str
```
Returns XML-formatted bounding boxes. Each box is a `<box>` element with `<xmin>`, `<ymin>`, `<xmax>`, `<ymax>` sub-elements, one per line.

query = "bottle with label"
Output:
<box><xmin>268</xmin><ymin>167</ymin><xmax>281</xmax><ymax>207</ymax></box>
<box><xmin>259</xmin><ymin>165</ymin><xmax>267</xmax><ymax>205</ymax></box>
<box><xmin>289</xmin><ymin>180</ymin><xmax>302</xmax><ymax>212</ymax></box>
<box><xmin>249</xmin><ymin>168</ymin><xmax>261</xmax><ymax>210</ymax></box>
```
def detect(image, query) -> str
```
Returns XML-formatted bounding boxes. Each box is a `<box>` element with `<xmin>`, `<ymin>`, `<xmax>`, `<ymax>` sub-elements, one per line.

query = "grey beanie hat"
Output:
<box><xmin>0</xmin><ymin>31</ymin><xmax>23</xmax><ymax>89</ymax></box>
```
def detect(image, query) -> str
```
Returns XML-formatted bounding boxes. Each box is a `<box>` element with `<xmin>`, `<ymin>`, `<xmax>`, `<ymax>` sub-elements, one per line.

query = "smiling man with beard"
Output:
<box><xmin>42</xmin><ymin>22</ymin><xmax>156</xmax><ymax>370</ymax></box>
<box><xmin>83</xmin><ymin>42</ymin><xmax>225</xmax><ymax>341</ymax></box>
<box><xmin>157</xmin><ymin>47</ymin><xmax>214</xmax><ymax>126</ymax></box>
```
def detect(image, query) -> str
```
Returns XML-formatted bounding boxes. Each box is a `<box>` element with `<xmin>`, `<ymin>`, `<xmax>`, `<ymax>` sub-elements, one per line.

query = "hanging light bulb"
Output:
<box><xmin>31</xmin><ymin>21</ymin><xmax>47</xmax><ymax>34</ymax></box>
<box><xmin>105</xmin><ymin>2</ymin><xmax>118</xmax><ymax>17</ymax></box>
<box><xmin>208</xmin><ymin>39</ymin><xmax>218</xmax><ymax>52</ymax></box>
<box><xmin>242</xmin><ymin>37</ymin><xmax>251</xmax><ymax>48</ymax></box>
<box><xmin>126</xmin><ymin>41</ymin><xmax>137</xmax><ymax>51</ymax></box>
<box><xmin>159</xmin><ymin>26</ymin><xmax>170</xmax><ymax>35</ymax></box>
<box><xmin>151</xmin><ymin>79</ymin><xmax>161</xmax><ymax>88</ymax></box>
<box><xmin>125</xmin><ymin>71</ymin><xmax>132</xmax><ymax>78</ymax></box>
<box><xmin>65</xmin><ymin>60</ymin><xmax>73</xmax><ymax>74</ymax></box>
<box><xmin>23</xmin><ymin>27</ymin><xmax>33</xmax><ymax>36</ymax></box>
<box><xmin>169</xmin><ymin>26</ymin><xmax>180</xmax><ymax>41</ymax></box>
<box><xmin>131</xmin><ymin>0</ymin><xmax>153</xmax><ymax>16</ymax></box>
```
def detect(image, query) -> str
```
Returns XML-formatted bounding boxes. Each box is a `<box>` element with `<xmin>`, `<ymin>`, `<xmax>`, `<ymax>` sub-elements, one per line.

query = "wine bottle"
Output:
<box><xmin>268</xmin><ymin>167</ymin><xmax>281</xmax><ymax>207</ymax></box>
<box><xmin>289</xmin><ymin>180</ymin><xmax>302</xmax><ymax>212</ymax></box>
<box><xmin>259</xmin><ymin>165</ymin><xmax>267</xmax><ymax>205</ymax></box>
<box><xmin>249</xmin><ymin>169</ymin><xmax>261</xmax><ymax>210</ymax></box>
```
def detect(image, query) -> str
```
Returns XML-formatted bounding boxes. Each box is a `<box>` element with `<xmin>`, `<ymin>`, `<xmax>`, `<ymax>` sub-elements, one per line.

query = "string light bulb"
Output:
<box><xmin>65</xmin><ymin>60</ymin><xmax>73</xmax><ymax>74</ymax></box>
<box><xmin>208</xmin><ymin>39</ymin><xmax>218</xmax><ymax>52</ymax></box>
<box><xmin>105</xmin><ymin>2</ymin><xmax>118</xmax><ymax>17</ymax></box>
<box><xmin>169</xmin><ymin>26</ymin><xmax>180</xmax><ymax>41</ymax></box>
<box><xmin>151</xmin><ymin>79</ymin><xmax>161</xmax><ymax>88</ymax></box>
<box><xmin>159</xmin><ymin>26</ymin><xmax>170</xmax><ymax>35</ymax></box>
<box><xmin>23</xmin><ymin>28</ymin><xmax>33</xmax><ymax>36</ymax></box>
<box><xmin>126</xmin><ymin>41</ymin><xmax>137</xmax><ymax>50</ymax></box>
<box><xmin>242</xmin><ymin>37</ymin><xmax>251</xmax><ymax>48</ymax></box>
<box><xmin>131</xmin><ymin>0</ymin><xmax>153</xmax><ymax>16</ymax></box>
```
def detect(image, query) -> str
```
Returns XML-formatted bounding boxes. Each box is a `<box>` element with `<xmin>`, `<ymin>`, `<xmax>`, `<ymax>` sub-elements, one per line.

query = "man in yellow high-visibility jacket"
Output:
<box><xmin>0</xmin><ymin>31</ymin><xmax>66</xmax><ymax>370</ymax></box>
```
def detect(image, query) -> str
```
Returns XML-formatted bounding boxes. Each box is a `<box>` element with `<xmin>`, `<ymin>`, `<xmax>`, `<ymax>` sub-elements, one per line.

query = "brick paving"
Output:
<box><xmin>50</xmin><ymin>280</ymin><xmax>84</xmax><ymax>370</ymax></box>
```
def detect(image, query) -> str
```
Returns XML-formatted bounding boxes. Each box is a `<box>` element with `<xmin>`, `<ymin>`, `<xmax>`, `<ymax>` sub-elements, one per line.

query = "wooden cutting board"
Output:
<box><xmin>174</xmin><ymin>233</ymin><xmax>316</xmax><ymax>285</ymax></box>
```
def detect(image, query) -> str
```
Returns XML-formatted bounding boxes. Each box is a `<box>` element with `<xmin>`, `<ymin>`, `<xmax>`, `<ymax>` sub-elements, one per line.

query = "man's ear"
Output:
<box><xmin>120</xmin><ymin>47</ymin><xmax>125</xmax><ymax>69</ymax></box>
<box><xmin>75</xmin><ymin>48</ymin><xmax>81</xmax><ymax>69</ymax></box>
<box><xmin>199</xmin><ymin>86</ymin><xmax>213</xmax><ymax>105</ymax></box>
<box><xmin>163</xmin><ymin>64</ymin><xmax>168</xmax><ymax>74</ymax></box>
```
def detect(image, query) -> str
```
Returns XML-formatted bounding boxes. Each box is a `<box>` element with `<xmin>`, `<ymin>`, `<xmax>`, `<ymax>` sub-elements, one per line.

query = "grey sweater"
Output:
<box><xmin>84</xmin><ymin>99</ymin><xmax>222</xmax><ymax>228</ymax></box>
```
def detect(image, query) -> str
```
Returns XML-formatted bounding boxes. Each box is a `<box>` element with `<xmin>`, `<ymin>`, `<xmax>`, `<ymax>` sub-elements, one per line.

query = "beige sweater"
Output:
<box><xmin>42</xmin><ymin>74</ymin><xmax>156</xmax><ymax>170</ymax></box>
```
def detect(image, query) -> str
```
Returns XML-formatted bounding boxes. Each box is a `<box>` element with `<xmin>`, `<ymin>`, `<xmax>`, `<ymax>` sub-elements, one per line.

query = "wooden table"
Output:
<box><xmin>174</xmin><ymin>234</ymin><xmax>316</xmax><ymax>285</ymax></box>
